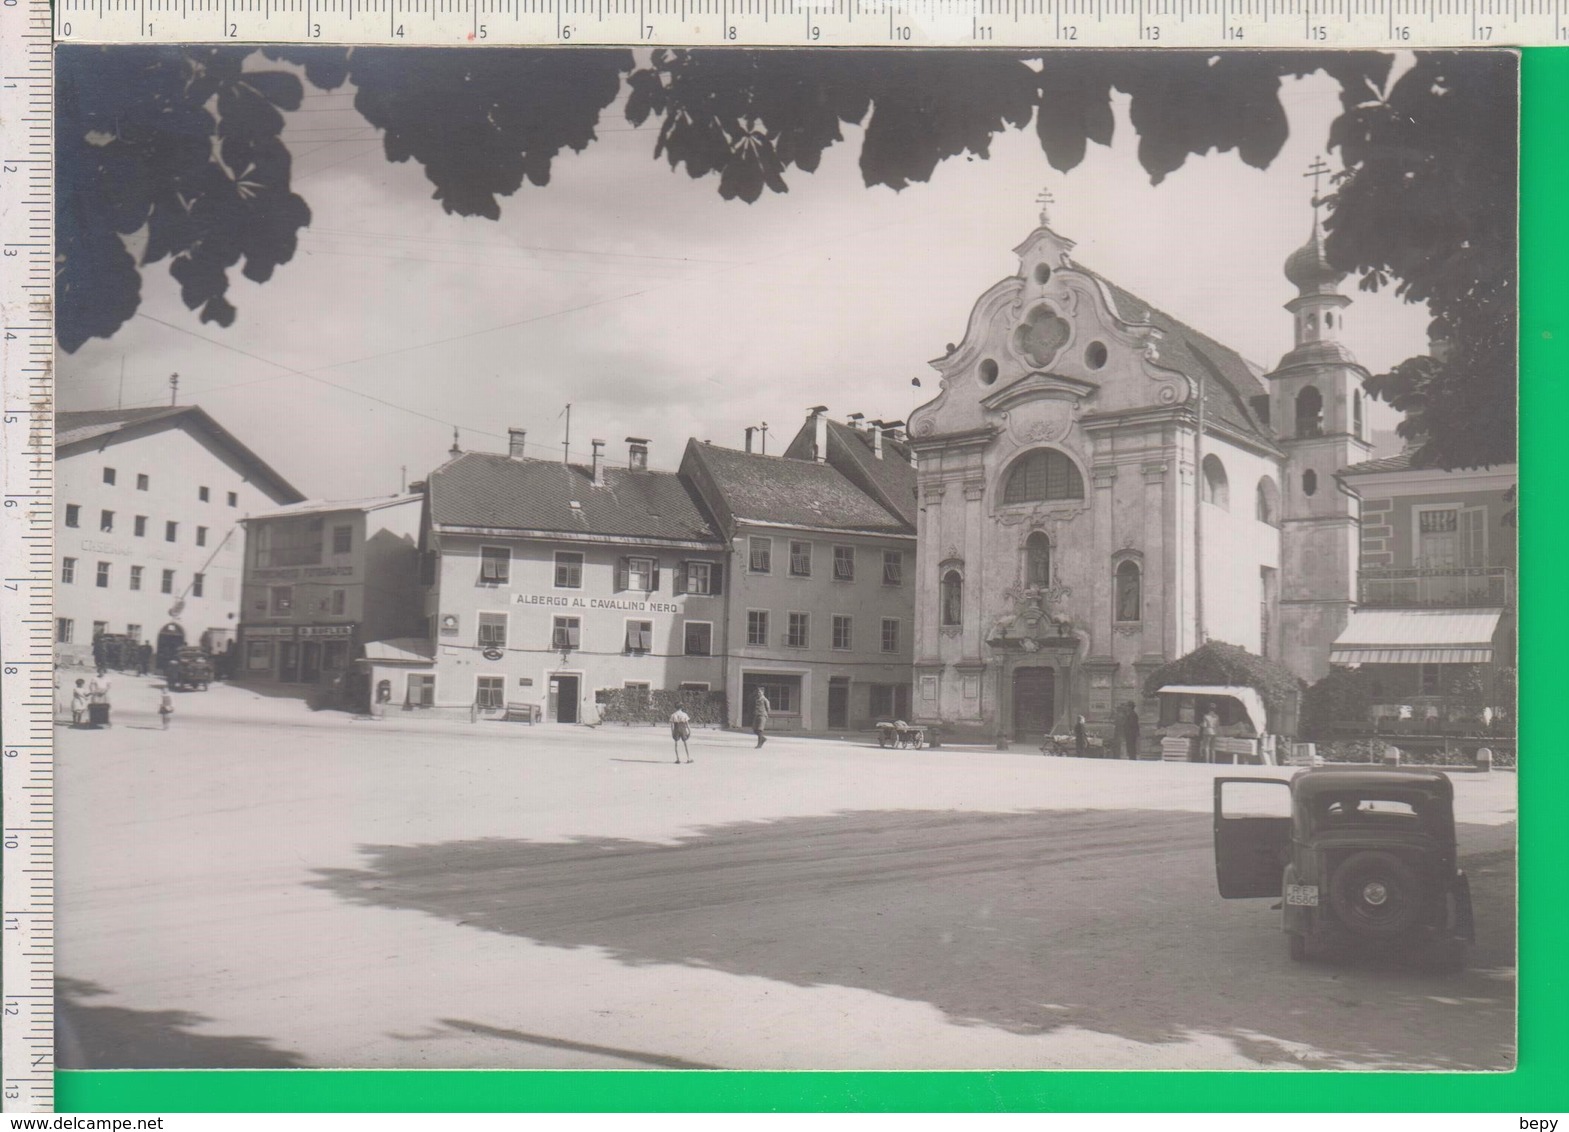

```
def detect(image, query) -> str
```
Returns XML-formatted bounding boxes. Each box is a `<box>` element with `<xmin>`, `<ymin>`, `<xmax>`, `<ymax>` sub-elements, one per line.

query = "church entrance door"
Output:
<box><xmin>1012</xmin><ymin>667</ymin><xmax>1055</xmax><ymax>737</ymax></box>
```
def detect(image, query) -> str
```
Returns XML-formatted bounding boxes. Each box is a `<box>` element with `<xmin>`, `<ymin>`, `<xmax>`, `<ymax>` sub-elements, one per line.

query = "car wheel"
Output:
<box><xmin>1329</xmin><ymin>850</ymin><xmax>1425</xmax><ymax>939</ymax></box>
<box><xmin>1287</xmin><ymin>932</ymin><xmax>1308</xmax><ymax>962</ymax></box>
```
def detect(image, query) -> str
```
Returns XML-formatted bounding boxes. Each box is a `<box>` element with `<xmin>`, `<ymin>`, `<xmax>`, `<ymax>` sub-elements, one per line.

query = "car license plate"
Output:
<box><xmin>1286</xmin><ymin>884</ymin><xmax>1319</xmax><ymax>907</ymax></box>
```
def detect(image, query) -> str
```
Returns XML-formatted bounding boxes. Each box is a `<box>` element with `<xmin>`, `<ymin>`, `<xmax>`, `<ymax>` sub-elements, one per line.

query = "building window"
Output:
<box><xmin>246</xmin><ymin>640</ymin><xmax>272</xmax><ymax>671</ymax></box>
<box><xmin>747</xmin><ymin>610</ymin><xmax>769</xmax><ymax>646</ymax></box>
<box><xmin>618</xmin><ymin>556</ymin><xmax>657</xmax><ymax>593</ymax></box>
<box><xmin>270</xmin><ymin>585</ymin><xmax>293</xmax><ymax>615</ymax></box>
<box><xmin>165</xmin><ymin>520</ymin><xmax>178</xmax><ymax>542</ymax></box>
<box><xmin>476</xmin><ymin>676</ymin><xmax>505</xmax><ymax>710</ymax></box>
<box><xmin>626</xmin><ymin>620</ymin><xmax>653</xmax><ymax>653</ymax></box>
<box><xmin>1302</xmin><ymin>469</ymin><xmax>1318</xmax><ymax>497</ymax></box>
<box><xmin>479</xmin><ymin>546</ymin><xmax>510</xmax><ymax>585</ymax></box>
<box><xmin>941</xmin><ymin>570</ymin><xmax>963</xmax><ymax>627</ymax></box>
<box><xmin>832</xmin><ymin>615</ymin><xmax>853</xmax><ymax>651</ymax></box>
<box><xmin>161</xmin><ymin>569</ymin><xmax>175</xmax><ymax>595</ymax></box>
<box><xmin>786</xmin><ymin>612</ymin><xmax>810</xmax><ymax>648</ymax></box>
<box><xmin>137</xmin><ymin>474</ymin><xmax>149</xmax><ymax>491</ymax></box>
<box><xmin>676</xmin><ymin>560</ymin><xmax>716</xmax><ymax>596</ymax></box>
<box><xmin>833</xmin><ymin>545</ymin><xmax>855</xmax><ymax>582</ymax></box>
<box><xmin>102</xmin><ymin>467</ymin><xmax>116</xmax><ymax>485</ymax></box>
<box><xmin>65</xmin><ymin>504</ymin><xmax>79</xmax><ymax>528</ymax></box>
<box><xmin>678</xmin><ymin>682</ymin><xmax>711</xmax><ymax>693</ymax></box>
<box><xmin>1353</xmin><ymin>390</ymin><xmax>1364</xmax><ymax>440</ymax></box>
<box><xmin>1420</xmin><ymin>664</ymin><xmax>1443</xmax><ymax>697</ymax></box>
<box><xmin>56</xmin><ymin>618</ymin><xmax>73</xmax><ymax>644</ymax></box>
<box><xmin>254</xmin><ymin>518</ymin><xmax>323</xmax><ymax>568</ymax></box>
<box><xmin>1003</xmin><ymin>449</ymin><xmax>1084</xmax><ymax>504</ymax></box>
<box><xmin>552</xmin><ymin>616</ymin><xmax>581</xmax><ymax>651</ymax></box>
<box><xmin>332</xmin><ymin>525</ymin><xmax>352</xmax><ymax>555</ymax></box>
<box><xmin>196</xmin><ymin>525</ymin><xmax>208</xmax><ymax>547</ymax></box>
<box><xmin>199</xmin><ymin>486</ymin><xmax>210</xmax><ymax>502</ymax></box>
<box><xmin>881</xmin><ymin>618</ymin><xmax>900</xmax><ymax>653</ymax></box>
<box><xmin>750</xmin><ymin>677</ymin><xmax>798</xmax><ymax>714</ymax></box>
<box><xmin>684</xmin><ymin>622</ymin><xmax>713</xmax><ymax>657</ymax></box>
<box><xmin>1296</xmin><ymin>385</ymin><xmax>1324</xmax><ymax>438</ymax></box>
<box><xmin>882</xmin><ymin>550</ymin><xmax>903</xmax><ymax>586</ymax></box>
<box><xmin>407</xmin><ymin>674</ymin><xmax>436</xmax><ymax>708</ymax></box>
<box><xmin>1255</xmin><ymin>477</ymin><xmax>1280</xmax><ymax>526</ymax></box>
<box><xmin>554</xmin><ymin>551</ymin><xmax>584</xmax><ymax>589</ymax></box>
<box><xmin>748</xmin><ymin>537</ymin><xmax>772</xmax><ymax>574</ymax></box>
<box><xmin>129</xmin><ymin>565</ymin><xmax>143</xmax><ymax>592</ymax></box>
<box><xmin>60</xmin><ymin>557</ymin><xmax>75</xmax><ymax>584</ymax></box>
<box><xmin>126</xmin><ymin>623</ymin><xmax>142</xmax><ymax>641</ymax></box>
<box><xmin>133</xmin><ymin>515</ymin><xmax>147</xmax><ymax>537</ymax></box>
<box><xmin>477</xmin><ymin>612</ymin><xmax>508</xmax><ymax>648</ymax></box>
<box><xmin>96</xmin><ymin>561</ymin><xmax>110</xmax><ymax>588</ymax></box>
<box><xmin>1026</xmin><ymin>532</ymin><xmax>1052</xmax><ymax>588</ymax></box>
<box><xmin>192</xmin><ymin>572</ymin><xmax>204</xmax><ymax>598</ymax></box>
<box><xmin>1201</xmin><ymin>455</ymin><xmax>1229</xmax><ymax>509</ymax></box>
<box><xmin>789</xmin><ymin>541</ymin><xmax>812</xmax><ymax>577</ymax></box>
<box><xmin>1115</xmin><ymin>560</ymin><xmax>1142</xmax><ymax>623</ymax></box>
<box><xmin>331</xmin><ymin>589</ymin><xmax>346</xmax><ymax>616</ymax></box>
<box><xmin>227</xmin><ymin>491</ymin><xmax>238</xmax><ymax>507</ymax></box>
<box><xmin>100</xmin><ymin>510</ymin><xmax>114</xmax><ymax>533</ymax></box>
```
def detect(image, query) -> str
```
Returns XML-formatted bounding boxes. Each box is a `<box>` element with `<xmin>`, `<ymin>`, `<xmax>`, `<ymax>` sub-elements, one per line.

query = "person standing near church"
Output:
<box><xmin>1121</xmin><ymin>701</ymin><xmax>1141</xmax><ymax>760</ymax></box>
<box><xmin>1200</xmin><ymin>704</ymin><xmax>1220</xmax><ymax>763</ymax></box>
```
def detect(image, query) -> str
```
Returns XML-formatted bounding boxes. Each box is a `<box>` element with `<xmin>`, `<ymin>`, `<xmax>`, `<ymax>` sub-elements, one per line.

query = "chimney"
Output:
<box><xmin>809</xmin><ymin>405</ymin><xmax>829</xmax><ymax>463</ymax></box>
<box><xmin>871</xmin><ymin>422</ymin><xmax>884</xmax><ymax>460</ymax></box>
<box><xmin>626</xmin><ymin>436</ymin><xmax>649</xmax><ymax>471</ymax></box>
<box><xmin>846</xmin><ymin>413</ymin><xmax>866</xmax><ymax>432</ymax></box>
<box><xmin>744</xmin><ymin>426</ymin><xmax>756</xmax><ymax>454</ymax></box>
<box><xmin>507</xmin><ymin>428</ymin><xmax>528</xmax><ymax>459</ymax></box>
<box><xmin>591</xmin><ymin>439</ymin><xmax>607</xmax><ymax>486</ymax></box>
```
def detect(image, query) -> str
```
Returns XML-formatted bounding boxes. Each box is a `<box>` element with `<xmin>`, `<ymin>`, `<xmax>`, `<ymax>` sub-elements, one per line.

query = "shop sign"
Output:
<box><xmin>440</xmin><ymin>614</ymin><xmax>460</xmax><ymax>636</ymax></box>
<box><xmin>80</xmin><ymin>539</ymin><xmax>131</xmax><ymax>556</ymax></box>
<box><xmin>244</xmin><ymin>625</ymin><xmax>297</xmax><ymax>639</ymax></box>
<box><xmin>513</xmin><ymin>592</ymin><xmax>678</xmax><ymax>614</ymax></box>
<box><xmin>298</xmin><ymin>624</ymin><xmax>354</xmax><ymax>638</ymax></box>
<box><xmin>252</xmin><ymin>565</ymin><xmax>355</xmax><ymax>581</ymax></box>
<box><xmin>481</xmin><ymin>647</ymin><xmax>504</xmax><ymax>661</ymax></box>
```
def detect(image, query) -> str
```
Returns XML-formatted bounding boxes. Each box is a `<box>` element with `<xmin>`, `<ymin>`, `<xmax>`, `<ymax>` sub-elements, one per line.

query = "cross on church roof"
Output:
<box><xmin>1035</xmin><ymin>187</ymin><xmax>1056</xmax><ymax>226</ymax></box>
<box><xmin>1303</xmin><ymin>155</ymin><xmax>1331</xmax><ymax>208</ymax></box>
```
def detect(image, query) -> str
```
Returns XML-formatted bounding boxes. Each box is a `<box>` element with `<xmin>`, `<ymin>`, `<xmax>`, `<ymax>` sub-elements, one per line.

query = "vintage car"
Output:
<box><xmin>1213</xmin><ymin>769</ymin><xmax>1474</xmax><ymax>968</ymax></box>
<box><xmin>164</xmin><ymin>647</ymin><xmax>214</xmax><ymax>692</ymax></box>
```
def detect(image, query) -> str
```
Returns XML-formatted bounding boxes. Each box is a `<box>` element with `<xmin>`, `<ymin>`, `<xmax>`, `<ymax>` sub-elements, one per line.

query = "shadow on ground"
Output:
<box><xmin>311</xmin><ymin>809</ymin><xmax>1515</xmax><ymax>1071</ymax></box>
<box><xmin>56</xmin><ymin>977</ymin><xmax>308</xmax><ymax>1069</ymax></box>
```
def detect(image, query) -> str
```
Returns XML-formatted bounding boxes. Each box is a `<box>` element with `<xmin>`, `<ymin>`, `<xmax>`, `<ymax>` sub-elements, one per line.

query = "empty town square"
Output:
<box><xmin>55</xmin><ymin>680</ymin><xmax>1515</xmax><ymax>1073</ymax></box>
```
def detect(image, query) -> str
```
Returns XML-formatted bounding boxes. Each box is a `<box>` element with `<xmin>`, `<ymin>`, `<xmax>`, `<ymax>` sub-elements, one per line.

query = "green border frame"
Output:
<box><xmin>53</xmin><ymin>47</ymin><xmax>1564</xmax><ymax>1114</ymax></box>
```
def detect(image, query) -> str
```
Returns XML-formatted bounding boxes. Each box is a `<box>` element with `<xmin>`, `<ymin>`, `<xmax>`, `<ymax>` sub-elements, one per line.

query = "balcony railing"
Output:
<box><xmin>1358</xmin><ymin>565</ymin><xmax>1514</xmax><ymax>609</ymax></box>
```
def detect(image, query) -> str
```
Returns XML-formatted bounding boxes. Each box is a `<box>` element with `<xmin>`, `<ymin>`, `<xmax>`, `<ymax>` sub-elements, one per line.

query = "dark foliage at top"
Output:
<box><xmin>56</xmin><ymin>48</ymin><xmax>1516</xmax><ymax>470</ymax></box>
<box><xmin>1142</xmin><ymin>640</ymin><xmax>1306</xmax><ymax>717</ymax></box>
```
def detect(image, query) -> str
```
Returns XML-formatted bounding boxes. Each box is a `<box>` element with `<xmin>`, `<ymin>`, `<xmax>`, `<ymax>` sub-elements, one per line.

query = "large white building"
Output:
<box><xmin>907</xmin><ymin>200</ymin><xmax>1370</xmax><ymax>743</ymax></box>
<box><xmin>54</xmin><ymin>406</ymin><xmax>304</xmax><ymax>667</ymax></box>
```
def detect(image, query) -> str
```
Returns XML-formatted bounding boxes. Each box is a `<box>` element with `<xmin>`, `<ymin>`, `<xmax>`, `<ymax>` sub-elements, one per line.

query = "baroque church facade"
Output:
<box><xmin>907</xmin><ymin>199</ymin><xmax>1371</xmax><ymax>742</ymax></box>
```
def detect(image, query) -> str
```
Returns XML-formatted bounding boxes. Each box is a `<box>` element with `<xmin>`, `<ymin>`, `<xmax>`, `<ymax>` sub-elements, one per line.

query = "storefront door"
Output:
<box><xmin>300</xmin><ymin>641</ymin><xmax>321</xmax><ymax>683</ymax></box>
<box><xmin>1012</xmin><ymin>667</ymin><xmax>1055</xmax><ymax>737</ymax></box>
<box><xmin>278</xmin><ymin>641</ymin><xmax>300</xmax><ymax>683</ymax></box>
<box><xmin>550</xmin><ymin>674</ymin><xmax>580</xmax><ymax>723</ymax></box>
<box><xmin>828</xmin><ymin>678</ymin><xmax>849</xmax><ymax>729</ymax></box>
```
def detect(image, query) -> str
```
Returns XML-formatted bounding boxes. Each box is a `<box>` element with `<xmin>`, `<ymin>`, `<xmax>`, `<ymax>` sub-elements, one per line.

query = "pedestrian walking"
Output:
<box><xmin>670</xmin><ymin>704</ymin><xmax>693</xmax><ymax>764</ymax></box>
<box><xmin>753</xmin><ymin>688</ymin><xmax>770</xmax><ymax>748</ymax></box>
<box><xmin>1199</xmin><ymin>704</ymin><xmax>1220</xmax><ymax>763</ymax></box>
<box><xmin>137</xmin><ymin>642</ymin><xmax>152</xmax><ymax>677</ymax></box>
<box><xmin>158</xmin><ymin>688</ymin><xmax>174</xmax><ymax>730</ymax></box>
<box><xmin>70</xmin><ymin>679</ymin><xmax>88</xmax><ymax>727</ymax></box>
<box><xmin>1121</xmin><ymin>701</ymin><xmax>1141</xmax><ymax>760</ymax></box>
<box><xmin>1074</xmin><ymin>713</ymin><xmax>1088</xmax><ymax>758</ymax></box>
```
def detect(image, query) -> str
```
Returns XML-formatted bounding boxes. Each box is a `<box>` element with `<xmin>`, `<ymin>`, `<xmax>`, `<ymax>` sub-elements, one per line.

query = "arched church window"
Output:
<box><xmin>1114</xmin><ymin>560</ymin><xmax>1141</xmax><ymax>623</ymax></box>
<box><xmin>1201</xmin><ymin>455</ymin><xmax>1230</xmax><ymax>509</ymax></box>
<box><xmin>940</xmin><ymin>570</ymin><xmax>964</xmax><ymax>627</ymax></box>
<box><xmin>1026</xmin><ymin>532</ymin><xmax>1052</xmax><ymax>588</ymax></box>
<box><xmin>1255</xmin><ymin>476</ymin><xmax>1280</xmax><ymax>526</ymax></box>
<box><xmin>1325</xmin><ymin>312</ymin><xmax>1335</xmax><ymax>329</ymax></box>
<box><xmin>1302</xmin><ymin>469</ymin><xmax>1319</xmax><ymax>497</ymax></box>
<box><xmin>1296</xmin><ymin>386</ymin><xmax>1324</xmax><ymax>438</ymax></box>
<box><xmin>1003</xmin><ymin>449</ymin><xmax>1084</xmax><ymax>504</ymax></box>
<box><xmin>1353</xmin><ymin>390</ymin><xmax>1364</xmax><ymax>440</ymax></box>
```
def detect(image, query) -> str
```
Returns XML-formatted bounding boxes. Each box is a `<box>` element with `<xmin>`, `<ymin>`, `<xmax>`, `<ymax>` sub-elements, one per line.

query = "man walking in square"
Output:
<box><xmin>753</xmin><ymin>687</ymin><xmax>770</xmax><ymax>748</ymax></box>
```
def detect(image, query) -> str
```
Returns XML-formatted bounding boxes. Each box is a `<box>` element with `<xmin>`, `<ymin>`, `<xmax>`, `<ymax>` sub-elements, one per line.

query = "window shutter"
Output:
<box><xmin>625</xmin><ymin>623</ymin><xmax>638</xmax><ymax>651</ymax></box>
<box><xmin>672</xmin><ymin>562</ymin><xmax>687</xmax><ymax>595</ymax></box>
<box><xmin>567</xmin><ymin>623</ymin><xmax>581</xmax><ymax>649</ymax></box>
<box><xmin>650</xmin><ymin>563</ymin><xmax>660</xmax><ymax>592</ymax></box>
<box><xmin>640</xmin><ymin>625</ymin><xmax>653</xmax><ymax>651</ymax></box>
<box><xmin>711</xmin><ymin>563</ymin><xmax>723</xmax><ymax>596</ymax></box>
<box><xmin>615</xmin><ymin>557</ymin><xmax>628</xmax><ymax>592</ymax></box>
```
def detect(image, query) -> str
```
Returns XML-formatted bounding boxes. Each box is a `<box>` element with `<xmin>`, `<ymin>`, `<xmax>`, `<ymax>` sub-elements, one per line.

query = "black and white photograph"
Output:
<box><xmin>51</xmin><ymin>46</ymin><xmax>1517</xmax><ymax>1072</ymax></box>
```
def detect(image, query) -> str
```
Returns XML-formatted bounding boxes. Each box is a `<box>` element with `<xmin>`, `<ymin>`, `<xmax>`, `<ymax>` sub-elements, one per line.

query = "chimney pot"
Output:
<box><xmin>626</xmin><ymin>436</ymin><xmax>650</xmax><ymax>471</ymax></box>
<box><xmin>811</xmin><ymin>406</ymin><xmax>829</xmax><ymax>463</ymax></box>
<box><xmin>507</xmin><ymin>428</ymin><xmax>528</xmax><ymax>459</ymax></box>
<box><xmin>744</xmin><ymin>427</ymin><xmax>755</xmax><ymax>454</ymax></box>
<box><xmin>591</xmin><ymin>439</ymin><xmax>607</xmax><ymax>486</ymax></box>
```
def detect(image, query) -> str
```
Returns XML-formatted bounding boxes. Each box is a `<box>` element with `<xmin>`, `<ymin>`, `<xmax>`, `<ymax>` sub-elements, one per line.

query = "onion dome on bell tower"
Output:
<box><xmin>1278</xmin><ymin>164</ymin><xmax>1356</xmax><ymax>370</ymax></box>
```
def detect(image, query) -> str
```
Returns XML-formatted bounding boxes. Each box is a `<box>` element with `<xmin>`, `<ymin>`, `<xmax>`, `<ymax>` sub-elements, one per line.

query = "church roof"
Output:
<box><xmin>1082</xmin><ymin>270</ymin><xmax>1274</xmax><ymax>441</ymax></box>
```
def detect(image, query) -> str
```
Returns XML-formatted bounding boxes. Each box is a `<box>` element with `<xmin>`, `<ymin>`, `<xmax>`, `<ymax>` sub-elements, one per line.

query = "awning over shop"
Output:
<box><xmin>1329</xmin><ymin>608</ymin><xmax>1503</xmax><ymax>666</ymax></box>
<box><xmin>360</xmin><ymin>637</ymin><xmax>436</xmax><ymax>665</ymax></box>
<box><xmin>1154</xmin><ymin>684</ymin><xmax>1267</xmax><ymax>733</ymax></box>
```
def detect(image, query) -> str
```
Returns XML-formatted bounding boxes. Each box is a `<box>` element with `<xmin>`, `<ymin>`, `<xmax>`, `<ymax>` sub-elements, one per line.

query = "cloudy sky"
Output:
<box><xmin>59</xmin><ymin>52</ymin><xmax>1432</xmax><ymax>500</ymax></box>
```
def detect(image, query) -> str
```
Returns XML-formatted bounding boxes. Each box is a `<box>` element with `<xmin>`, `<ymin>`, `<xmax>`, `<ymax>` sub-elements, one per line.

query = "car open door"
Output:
<box><xmin>1214</xmin><ymin>777</ymin><xmax>1293</xmax><ymax>898</ymax></box>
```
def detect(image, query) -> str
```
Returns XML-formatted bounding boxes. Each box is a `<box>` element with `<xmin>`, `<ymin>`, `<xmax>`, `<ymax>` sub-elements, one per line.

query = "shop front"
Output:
<box><xmin>240</xmin><ymin>622</ymin><xmax>357</xmax><ymax>684</ymax></box>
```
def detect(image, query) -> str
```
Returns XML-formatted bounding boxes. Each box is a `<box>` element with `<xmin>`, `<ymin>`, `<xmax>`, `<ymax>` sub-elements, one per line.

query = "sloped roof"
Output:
<box><xmin>1084</xmin><ymin>270</ymin><xmax>1274</xmax><ymax>441</ymax></box>
<box><xmin>687</xmin><ymin>441</ymin><xmax>913</xmax><ymax>535</ymax></box>
<box><xmin>246</xmin><ymin>494</ymin><xmax>421</xmax><ymax>522</ymax></box>
<box><xmin>821</xmin><ymin>419</ymin><xmax>918</xmax><ymax>528</ymax></box>
<box><xmin>56</xmin><ymin>406</ymin><xmax>304</xmax><ymax>503</ymax></box>
<box><xmin>1339</xmin><ymin>452</ymin><xmax>1415</xmax><ymax>477</ymax></box>
<box><xmin>428</xmin><ymin>451</ymin><xmax>722</xmax><ymax>545</ymax></box>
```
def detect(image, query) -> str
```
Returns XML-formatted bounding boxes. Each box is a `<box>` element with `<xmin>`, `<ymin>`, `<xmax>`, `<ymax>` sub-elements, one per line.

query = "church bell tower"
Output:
<box><xmin>1270</xmin><ymin>161</ymin><xmax>1372</xmax><ymax>681</ymax></box>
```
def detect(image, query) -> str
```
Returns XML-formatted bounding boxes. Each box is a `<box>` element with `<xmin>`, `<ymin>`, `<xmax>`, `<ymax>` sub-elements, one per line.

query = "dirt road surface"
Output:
<box><xmin>55</xmin><ymin>677</ymin><xmax>1516</xmax><ymax>1071</ymax></box>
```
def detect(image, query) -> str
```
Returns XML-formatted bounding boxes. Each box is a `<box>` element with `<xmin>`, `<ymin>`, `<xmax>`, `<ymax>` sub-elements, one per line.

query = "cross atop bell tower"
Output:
<box><xmin>1303</xmin><ymin>155</ymin><xmax>1331</xmax><ymax>207</ymax></box>
<box><xmin>1035</xmin><ymin>186</ymin><xmax>1056</xmax><ymax>227</ymax></box>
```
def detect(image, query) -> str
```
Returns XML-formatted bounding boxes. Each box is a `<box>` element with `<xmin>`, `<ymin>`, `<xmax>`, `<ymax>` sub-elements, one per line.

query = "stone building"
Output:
<box><xmin>906</xmin><ymin>200</ymin><xmax>1370</xmax><ymax>742</ymax></box>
